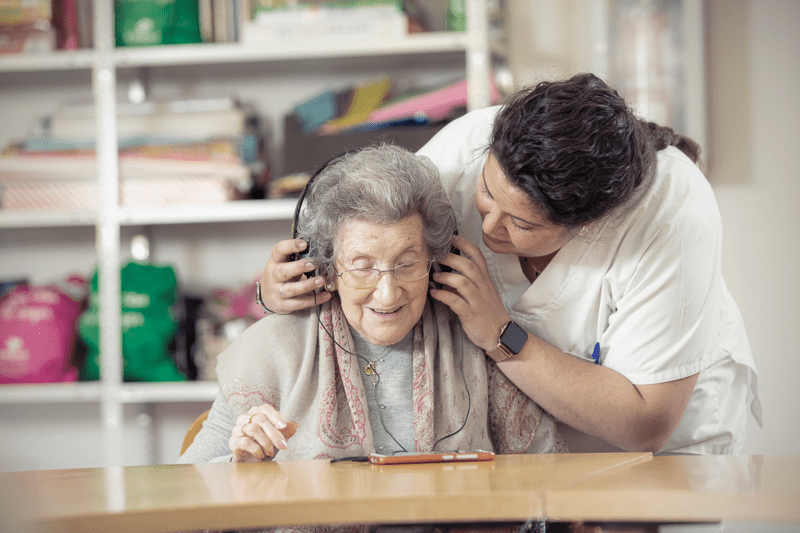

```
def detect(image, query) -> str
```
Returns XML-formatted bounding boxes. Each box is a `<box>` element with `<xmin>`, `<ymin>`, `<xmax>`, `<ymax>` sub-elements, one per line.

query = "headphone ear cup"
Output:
<box><xmin>438</xmin><ymin>229</ymin><xmax>460</xmax><ymax>275</ymax></box>
<box><xmin>291</xmin><ymin>242</ymin><xmax>320</xmax><ymax>281</ymax></box>
<box><xmin>432</xmin><ymin>228</ymin><xmax>460</xmax><ymax>291</ymax></box>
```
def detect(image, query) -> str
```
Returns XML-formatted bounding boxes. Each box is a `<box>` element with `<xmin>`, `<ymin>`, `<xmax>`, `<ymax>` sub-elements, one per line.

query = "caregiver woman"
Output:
<box><xmin>261</xmin><ymin>73</ymin><xmax>761</xmax><ymax>455</ymax></box>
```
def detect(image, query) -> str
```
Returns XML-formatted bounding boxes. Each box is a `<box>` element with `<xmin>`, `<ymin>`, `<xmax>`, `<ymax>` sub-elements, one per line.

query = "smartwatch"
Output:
<box><xmin>486</xmin><ymin>321</ymin><xmax>528</xmax><ymax>362</ymax></box>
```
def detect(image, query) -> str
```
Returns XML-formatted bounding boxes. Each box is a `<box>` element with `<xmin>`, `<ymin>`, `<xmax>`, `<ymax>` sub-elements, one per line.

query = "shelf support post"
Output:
<box><xmin>93</xmin><ymin>0</ymin><xmax>124</xmax><ymax>467</ymax></box>
<box><xmin>466</xmin><ymin>0</ymin><xmax>492</xmax><ymax>110</ymax></box>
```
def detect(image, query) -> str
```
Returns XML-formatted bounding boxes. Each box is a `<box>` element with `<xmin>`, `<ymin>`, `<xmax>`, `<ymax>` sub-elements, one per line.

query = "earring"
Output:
<box><xmin>324</xmin><ymin>281</ymin><xmax>336</xmax><ymax>292</ymax></box>
<box><xmin>578</xmin><ymin>226</ymin><xmax>589</xmax><ymax>237</ymax></box>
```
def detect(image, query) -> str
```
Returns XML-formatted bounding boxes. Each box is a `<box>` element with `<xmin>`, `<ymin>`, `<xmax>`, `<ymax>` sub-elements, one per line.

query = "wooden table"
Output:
<box><xmin>545</xmin><ymin>454</ymin><xmax>800</xmax><ymax>524</ymax></box>
<box><xmin>3</xmin><ymin>453</ymin><xmax>799</xmax><ymax>533</ymax></box>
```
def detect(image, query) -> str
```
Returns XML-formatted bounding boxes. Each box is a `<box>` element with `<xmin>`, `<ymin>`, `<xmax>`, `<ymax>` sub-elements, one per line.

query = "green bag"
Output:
<box><xmin>115</xmin><ymin>0</ymin><xmax>202</xmax><ymax>47</ymax></box>
<box><xmin>79</xmin><ymin>261</ymin><xmax>186</xmax><ymax>382</ymax></box>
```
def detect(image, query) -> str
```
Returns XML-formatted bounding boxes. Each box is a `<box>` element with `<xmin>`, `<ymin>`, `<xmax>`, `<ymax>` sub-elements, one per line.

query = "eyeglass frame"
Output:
<box><xmin>334</xmin><ymin>259</ymin><xmax>434</xmax><ymax>289</ymax></box>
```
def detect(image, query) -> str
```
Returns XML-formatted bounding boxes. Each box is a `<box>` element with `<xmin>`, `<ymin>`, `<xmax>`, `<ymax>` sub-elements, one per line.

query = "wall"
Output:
<box><xmin>712</xmin><ymin>0</ymin><xmax>800</xmax><ymax>454</ymax></box>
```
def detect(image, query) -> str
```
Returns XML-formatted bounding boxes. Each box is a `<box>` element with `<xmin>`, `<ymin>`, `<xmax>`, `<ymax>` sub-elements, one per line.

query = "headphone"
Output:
<box><xmin>290</xmin><ymin>148</ymin><xmax>459</xmax><ymax>288</ymax></box>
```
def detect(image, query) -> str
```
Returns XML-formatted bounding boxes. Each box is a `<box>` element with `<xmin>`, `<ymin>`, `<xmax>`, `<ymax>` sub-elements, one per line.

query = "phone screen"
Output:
<box><xmin>367</xmin><ymin>450</ymin><xmax>495</xmax><ymax>465</ymax></box>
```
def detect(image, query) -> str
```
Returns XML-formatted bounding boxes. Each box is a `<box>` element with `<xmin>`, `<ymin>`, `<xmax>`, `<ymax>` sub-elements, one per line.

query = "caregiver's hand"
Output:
<box><xmin>229</xmin><ymin>405</ymin><xmax>298</xmax><ymax>463</ymax></box>
<box><xmin>430</xmin><ymin>235</ymin><xmax>510</xmax><ymax>352</ymax></box>
<box><xmin>260</xmin><ymin>238</ymin><xmax>331</xmax><ymax>313</ymax></box>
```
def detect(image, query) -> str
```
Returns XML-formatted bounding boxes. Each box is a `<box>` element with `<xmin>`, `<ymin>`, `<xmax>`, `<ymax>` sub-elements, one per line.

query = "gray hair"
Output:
<box><xmin>296</xmin><ymin>144</ymin><xmax>457</xmax><ymax>282</ymax></box>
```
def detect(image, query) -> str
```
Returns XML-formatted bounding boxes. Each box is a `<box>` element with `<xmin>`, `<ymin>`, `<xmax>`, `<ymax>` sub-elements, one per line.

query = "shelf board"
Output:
<box><xmin>0</xmin><ymin>381</ymin><xmax>220</xmax><ymax>404</ymax></box>
<box><xmin>118</xmin><ymin>381</ymin><xmax>219</xmax><ymax>403</ymax></box>
<box><xmin>0</xmin><ymin>32</ymin><xmax>467</xmax><ymax>73</ymax></box>
<box><xmin>113</xmin><ymin>32</ymin><xmax>468</xmax><ymax>68</ymax></box>
<box><xmin>0</xmin><ymin>49</ymin><xmax>95</xmax><ymax>72</ymax></box>
<box><xmin>117</xmin><ymin>199</ymin><xmax>297</xmax><ymax>225</ymax></box>
<box><xmin>0</xmin><ymin>209</ymin><xmax>97</xmax><ymax>228</ymax></box>
<box><xmin>0</xmin><ymin>200</ymin><xmax>297</xmax><ymax>228</ymax></box>
<box><xmin>0</xmin><ymin>382</ymin><xmax>102</xmax><ymax>404</ymax></box>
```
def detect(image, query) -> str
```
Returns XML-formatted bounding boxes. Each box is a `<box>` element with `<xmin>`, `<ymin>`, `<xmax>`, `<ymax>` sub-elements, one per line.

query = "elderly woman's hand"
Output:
<box><xmin>229</xmin><ymin>405</ymin><xmax>297</xmax><ymax>462</ymax></box>
<box><xmin>430</xmin><ymin>235</ymin><xmax>511</xmax><ymax>353</ymax></box>
<box><xmin>260</xmin><ymin>238</ymin><xmax>332</xmax><ymax>314</ymax></box>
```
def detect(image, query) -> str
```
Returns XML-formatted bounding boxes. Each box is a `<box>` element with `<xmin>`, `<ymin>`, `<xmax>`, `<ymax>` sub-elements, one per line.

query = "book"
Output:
<box><xmin>49</xmin><ymin>108</ymin><xmax>248</xmax><ymax>141</ymax></box>
<box><xmin>1</xmin><ymin>176</ymin><xmax>240</xmax><ymax>210</ymax></box>
<box><xmin>52</xmin><ymin>0</ymin><xmax>78</xmax><ymax>50</ymax></box>
<box><xmin>0</xmin><ymin>140</ymin><xmax>251</xmax><ymax>210</ymax></box>
<box><xmin>241</xmin><ymin>2</ymin><xmax>406</xmax><ymax>44</ymax></box>
<box><xmin>1</xmin><ymin>141</ymin><xmax>249</xmax><ymax>182</ymax></box>
<box><xmin>366</xmin><ymin>77</ymin><xmax>501</xmax><ymax>125</ymax></box>
<box><xmin>318</xmin><ymin>77</ymin><xmax>394</xmax><ymax>134</ymax></box>
<box><xmin>0</xmin><ymin>0</ymin><xmax>51</xmax><ymax>26</ymax></box>
<box><xmin>41</xmin><ymin>98</ymin><xmax>253</xmax><ymax>144</ymax></box>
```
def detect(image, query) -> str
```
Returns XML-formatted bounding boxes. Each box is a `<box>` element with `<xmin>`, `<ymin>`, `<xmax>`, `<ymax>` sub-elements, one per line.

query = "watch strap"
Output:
<box><xmin>255</xmin><ymin>281</ymin><xmax>275</xmax><ymax>314</ymax></box>
<box><xmin>486</xmin><ymin>343</ymin><xmax>514</xmax><ymax>362</ymax></box>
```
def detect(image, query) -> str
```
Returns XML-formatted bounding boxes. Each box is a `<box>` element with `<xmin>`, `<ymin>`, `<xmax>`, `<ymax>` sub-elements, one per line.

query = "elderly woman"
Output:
<box><xmin>178</xmin><ymin>145</ymin><xmax>564</xmax><ymax>464</ymax></box>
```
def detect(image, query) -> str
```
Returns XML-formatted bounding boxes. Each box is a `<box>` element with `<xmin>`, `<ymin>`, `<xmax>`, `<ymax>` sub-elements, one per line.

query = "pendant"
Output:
<box><xmin>364</xmin><ymin>362</ymin><xmax>380</xmax><ymax>387</ymax></box>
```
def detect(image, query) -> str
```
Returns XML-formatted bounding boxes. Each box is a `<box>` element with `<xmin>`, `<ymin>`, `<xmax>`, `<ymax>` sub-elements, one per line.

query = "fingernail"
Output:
<box><xmin>305</xmin><ymin>261</ymin><xmax>315</xmax><ymax>270</ymax></box>
<box><xmin>276</xmin><ymin>419</ymin><xmax>287</xmax><ymax>429</ymax></box>
<box><xmin>297</xmin><ymin>239</ymin><xmax>307</xmax><ymax>249</ymax></box>
<box><xmin>280</xmin><ymin>439</ymin><xmax>288</xmax><ymax>450</ymax></box>
<box><xmin>313</xmin><ymin>277</ymin><xmax>324</xmax><ymax>286</ymax></box>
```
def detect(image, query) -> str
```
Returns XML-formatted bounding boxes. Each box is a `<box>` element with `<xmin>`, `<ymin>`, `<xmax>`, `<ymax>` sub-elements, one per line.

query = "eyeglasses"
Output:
<box><xmin>336</xmin><ymin>259</ymin><xmax>433</xmax><ymax>289</ymax></box>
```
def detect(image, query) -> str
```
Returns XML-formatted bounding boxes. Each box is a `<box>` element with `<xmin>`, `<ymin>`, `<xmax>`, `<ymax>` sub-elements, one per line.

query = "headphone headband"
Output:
<box><xmin>291</xmin><ymin>150</ymin><xmax>361</xmax><ymax>261</ymax></box>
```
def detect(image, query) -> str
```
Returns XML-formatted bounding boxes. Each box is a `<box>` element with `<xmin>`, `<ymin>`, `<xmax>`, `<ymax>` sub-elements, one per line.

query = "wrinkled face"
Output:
<box><xmin>475</xmin><ymin>153</ymin><xmax>573</xmax><ymax>258</ymax></box>
<box><xmin>333</xmin><ymin>214</ymin><xmax>429</xmax><ymax>346</ymax></box>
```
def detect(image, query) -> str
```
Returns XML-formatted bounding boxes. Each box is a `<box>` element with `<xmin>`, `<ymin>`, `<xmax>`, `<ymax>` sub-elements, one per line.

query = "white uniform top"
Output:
<box><xmin>418</xmin><ymin>106</ymin><xmax>762</xmax><ymax>455</ymax></box>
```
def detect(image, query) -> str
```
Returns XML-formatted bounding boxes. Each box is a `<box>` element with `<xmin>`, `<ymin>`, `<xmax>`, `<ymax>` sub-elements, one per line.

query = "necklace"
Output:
<box><xmin>363</xmin><ymin>348</ymin><xmax>391</xmax><ymax>387</ymax></box>
<box><xmin>364</xmin><ymin>361</ymin><xmax>380</xmax><ymax>387</ymax></box>
<box><xmin>519</xmin><ymin>256</ymin><xmax>541</xmax><ymax>281</ymax></box>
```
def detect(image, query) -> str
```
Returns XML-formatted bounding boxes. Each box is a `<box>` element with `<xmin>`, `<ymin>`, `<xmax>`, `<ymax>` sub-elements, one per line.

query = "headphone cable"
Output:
<box><xmin>311</xmin><ymin>291</ymin><xmax>470</xmax><ymax>454</ymax></box>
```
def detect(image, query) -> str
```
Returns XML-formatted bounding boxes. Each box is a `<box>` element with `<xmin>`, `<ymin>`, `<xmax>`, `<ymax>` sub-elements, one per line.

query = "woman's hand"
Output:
<box><xmin>229</xmin><ymin>404</ymin><xmax>297</xmax><ymax>463</ymax></box>
<box><xmin>430</xmin><ymin>235</ymin><xmax>510</xmax><ymax>352</ymax></box>
<box><xmin>259</xmin><ymin>238</ymin><xmax>331</xmax><ymax>314</ymax></box>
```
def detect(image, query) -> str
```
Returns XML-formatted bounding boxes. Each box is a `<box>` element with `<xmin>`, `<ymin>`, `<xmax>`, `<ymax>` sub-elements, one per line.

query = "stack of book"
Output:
<box><xmin>0</xmin><ymin>0</ymin><xmax>81</xmax><ymax>54</ymax></box>
<box><xmin>199</xmin><ymin>0</ymin><xmax>243</xmax><ymax>43</ymax></box>
<box><xmin>278</xmin><ymin>75</ymin><xmax>504</xmax><ymax>187</ymax></box>
<box><xmin>294</xmin><ymin>75</ymin><xmax>502</xmax><ymax>136</ymax></box>
<box><xmin>0</xmin><ymin>98</ymin><xmax>266</xmax><ymax>211</ymax></box>
<box><xmin>241</xmin><ymin>0</ymin><xmax>408</xmax><ymax>45</ymax></box>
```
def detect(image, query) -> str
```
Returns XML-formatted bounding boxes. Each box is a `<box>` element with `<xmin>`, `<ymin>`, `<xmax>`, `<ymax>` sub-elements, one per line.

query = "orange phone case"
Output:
<box><xmin>367</xmin><ymin>450</ymin><xmax>495</xmax><ymax>465</ymax></box>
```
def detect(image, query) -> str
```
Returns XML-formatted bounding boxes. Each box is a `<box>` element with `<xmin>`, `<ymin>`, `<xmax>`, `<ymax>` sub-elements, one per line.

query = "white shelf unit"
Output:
<box><xmin>0</xmin><ymin>0</ymin><xmax>494</xmax><ymax>468</ymax></box>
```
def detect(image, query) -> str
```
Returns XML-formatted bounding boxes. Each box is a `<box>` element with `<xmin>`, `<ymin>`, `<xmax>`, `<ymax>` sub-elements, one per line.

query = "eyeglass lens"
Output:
<box><xmin>340</xmin><ymin>260</ymin><xmax>432</xmax><ymax>288</ymax></box>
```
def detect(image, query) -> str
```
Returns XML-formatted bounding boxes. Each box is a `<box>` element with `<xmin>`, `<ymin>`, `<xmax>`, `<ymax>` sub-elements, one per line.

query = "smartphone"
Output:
<box><xmin>367</xmin><ymin>450</ymin><xmax>495</xmax><ymax>465</ymax></box>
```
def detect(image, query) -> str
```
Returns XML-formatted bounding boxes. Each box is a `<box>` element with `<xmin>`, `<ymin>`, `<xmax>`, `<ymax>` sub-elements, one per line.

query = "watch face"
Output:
<box><xmin>500</xmin><ymin>321</ymin><xmax>528</xmax><ymax>355</ymax></box>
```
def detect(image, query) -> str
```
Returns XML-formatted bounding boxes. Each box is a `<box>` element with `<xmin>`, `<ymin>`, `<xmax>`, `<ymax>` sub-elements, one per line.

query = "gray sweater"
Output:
<box><xmin>178</xmin><ymin>327</ymin><xmax>415</xmax><ymax>463</ymax></box>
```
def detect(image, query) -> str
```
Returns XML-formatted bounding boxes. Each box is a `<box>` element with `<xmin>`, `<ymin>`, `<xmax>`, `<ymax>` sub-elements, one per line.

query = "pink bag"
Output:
<box><xmin>0</xmin><ymin>275</ymin><xmax>85</xmax><ymax>384</ymax></box>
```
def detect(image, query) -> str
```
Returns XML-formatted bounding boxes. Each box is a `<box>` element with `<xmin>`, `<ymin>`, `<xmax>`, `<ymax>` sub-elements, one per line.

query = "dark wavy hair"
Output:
<box><xmin>490</xmin><ymin>73</ymin><xmax>701</xmax><ymax>229</ymax></box>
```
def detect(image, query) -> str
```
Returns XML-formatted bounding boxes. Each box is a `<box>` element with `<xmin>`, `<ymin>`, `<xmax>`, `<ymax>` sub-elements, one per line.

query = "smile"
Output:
<box><xmin>483</xmin><ymin>233</ymin><xmax>508</xmax><ymax>245</ymax></box>
<box><xmin>370</xmin><ymin>306</ymin><xmax>402</xmax><ymax>314</ymax></box>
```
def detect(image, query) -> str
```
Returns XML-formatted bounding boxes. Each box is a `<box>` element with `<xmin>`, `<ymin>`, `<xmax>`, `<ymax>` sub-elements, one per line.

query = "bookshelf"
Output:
<box><xmin>0</xmin><ymin>0</ymin><xmax>497</xmax><ymax>468</ymax></box>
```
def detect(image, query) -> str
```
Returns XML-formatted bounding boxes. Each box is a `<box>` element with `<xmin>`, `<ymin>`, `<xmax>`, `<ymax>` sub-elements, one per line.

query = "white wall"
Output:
<box><xmin>714</xmin><ymin>0</ymin><xmax>800</xmax><ymax>454</ymax></box>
